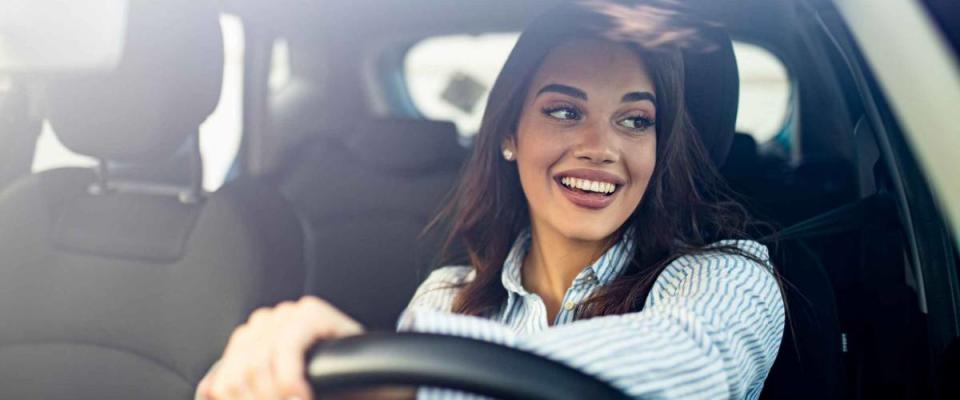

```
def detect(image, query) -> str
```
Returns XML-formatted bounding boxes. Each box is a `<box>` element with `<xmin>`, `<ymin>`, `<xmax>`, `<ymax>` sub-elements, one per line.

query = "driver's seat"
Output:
<box><xmin>0</xmin><ymin>1</ymin><xmax>304</xmax><ymax>398</ymax></box>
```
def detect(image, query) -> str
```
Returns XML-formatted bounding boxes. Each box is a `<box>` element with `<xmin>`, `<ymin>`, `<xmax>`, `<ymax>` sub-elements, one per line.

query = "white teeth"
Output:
<box><xmin>560</xmin><ymin>177</ymin><xmax>617</xmax><ymax>194</ymax></box>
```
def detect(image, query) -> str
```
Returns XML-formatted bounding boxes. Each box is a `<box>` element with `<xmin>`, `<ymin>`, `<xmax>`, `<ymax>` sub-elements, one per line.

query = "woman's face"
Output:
<box><xmin>508</xmin><ymin>38</ymin><xmax>657</xmax><ymax>243</ymax></box>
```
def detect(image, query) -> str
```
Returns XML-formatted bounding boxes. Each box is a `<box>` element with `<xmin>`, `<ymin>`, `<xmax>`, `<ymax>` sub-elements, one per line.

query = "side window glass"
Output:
<box><xmin>403</xmin><ymin>35</ymin><xmax>792</xmax><ymax>143</ymax></box>
<box><xmin>31</xmin><ymin>14</ymin><xmax>245</xmax><ymax>192</ymax></box>
<box><xmin>733</xmin><ymin>42</ymin><xmax>791</xmax><ymax>142</ymax></box>
<box><xmin>404</xmin><ymin>33</ymin><xmax>519</xmax><ymax>137</ymax></box>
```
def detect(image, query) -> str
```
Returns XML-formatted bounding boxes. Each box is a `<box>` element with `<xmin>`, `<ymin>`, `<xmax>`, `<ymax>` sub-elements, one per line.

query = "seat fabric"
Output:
<box><xmin>0</xmin><ymin>0</ymin><xmax>305</xmax><ymax>397</ymax></box>
<box><xmin>278</xmin><ymin>118</ymin><xmax>467</xmax><ymax>330</ymax></box>
<box><xmin>0</xmin><ymin>170</ymin><xmax>305</xmax><ymax>399</ymax></box>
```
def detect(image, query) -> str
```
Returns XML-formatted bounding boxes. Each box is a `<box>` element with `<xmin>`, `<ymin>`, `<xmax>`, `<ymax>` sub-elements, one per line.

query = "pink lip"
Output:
<box><xmin>553</xmin><ymin>169</ymin><xmax>627</xmax><ymax>210</ymax></box>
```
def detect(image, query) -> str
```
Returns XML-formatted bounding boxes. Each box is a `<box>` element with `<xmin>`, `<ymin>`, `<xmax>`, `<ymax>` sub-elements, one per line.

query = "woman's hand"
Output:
<box><xmin>197</xmin><ymin>296</ymin><xmax>364</xmax><ymax>400</ymax></box>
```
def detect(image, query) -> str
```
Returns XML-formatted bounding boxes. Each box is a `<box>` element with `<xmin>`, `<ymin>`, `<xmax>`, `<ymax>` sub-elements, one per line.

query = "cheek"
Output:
<box><xmin>515</xmin><ymin>134</ymin><xmax>563</xmax><ymax>195</ymax></box>
<box><xmin>513</xmin><ymin>128</ymin><xmax>574</xmax><ymax>221</ymax></box>
<box><xmin>515</xmin><ymin>123</ymin><xmax>566</xmax><ymax>176</ymax></box>
<box><xmin>624</xmin><ymin>141</ymin><xmax>657</xmax><ymax>203</ymax></box>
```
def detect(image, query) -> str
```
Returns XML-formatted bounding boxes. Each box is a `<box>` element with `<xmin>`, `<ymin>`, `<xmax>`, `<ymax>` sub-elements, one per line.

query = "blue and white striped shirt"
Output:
<box><xmin>397</xmin><ymin>229</ymin><xmax>785</xmax><ymax>399</ymax></box>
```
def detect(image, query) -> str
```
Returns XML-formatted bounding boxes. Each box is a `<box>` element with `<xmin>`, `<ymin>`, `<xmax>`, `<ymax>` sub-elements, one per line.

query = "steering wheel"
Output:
<box><xmin>307</xmin><ymin>332</ymin><xmax>633</xmax><ymax>400</ymax></box>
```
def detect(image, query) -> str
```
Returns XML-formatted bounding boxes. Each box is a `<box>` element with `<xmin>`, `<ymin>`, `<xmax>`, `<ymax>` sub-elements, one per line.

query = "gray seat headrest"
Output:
<box><xmin>345</xmin><ymin>118</ymin><xmax>464</xmax><ymax>172</ymax></box>
<box><xmin>45</xmin><ymin>0</ymin><xmax>223</xmax><ymax>164</ymax></box>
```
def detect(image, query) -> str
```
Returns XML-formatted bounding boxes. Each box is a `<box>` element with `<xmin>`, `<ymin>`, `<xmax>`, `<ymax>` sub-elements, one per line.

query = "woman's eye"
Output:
<box><xmin>618</xmin><ymin>116</ymin><xmax>655</xmax><ymax>132</ymax></box>
<box><xmin>543</xmin><ymin>106</ymin><xmax>581</xmax><ymax>121</ymax></box>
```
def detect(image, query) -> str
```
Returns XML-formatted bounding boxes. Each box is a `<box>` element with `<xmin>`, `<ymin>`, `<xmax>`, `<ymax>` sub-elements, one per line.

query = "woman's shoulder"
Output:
<box><xmin>704</xmin><ymin>238</ymin><xmax>770</xmax><ymax>260</ymax></box>
<box><xmin>420</xmin><ymin>265</ymin><xmax>475</xmax><ymax>288</ymax></box>
<box><xmin>683</xmin><ymin>238</ymin><xmax>772</xmax><ymax>268</ymax></box>
<box><xmin>402</xmin><ymin>265</ymin><xmax>475</xmax><ymax>316</ymax></box>
<box><xmin>652</xmin><ymin>239</ymin><xmax>778</xmax><ymax>297</ymax></box>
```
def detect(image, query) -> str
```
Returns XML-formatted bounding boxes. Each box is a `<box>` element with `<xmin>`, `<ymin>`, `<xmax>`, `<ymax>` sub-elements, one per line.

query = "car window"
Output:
<box><xmin>404</xmin><ymin>34</ymin><xmax>792</xmax><ymax>143</ymax></box>
<box><xmin>30</xmin><ymin>14</ymin><xmax>245</xmax><ymax>192</ymax></box>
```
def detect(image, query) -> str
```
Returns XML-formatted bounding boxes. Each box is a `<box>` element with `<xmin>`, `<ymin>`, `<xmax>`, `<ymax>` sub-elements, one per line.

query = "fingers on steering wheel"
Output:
<box><xmin>201</xmin><ymin>297</ymin><xmax>363</xmax><ymax>400</ymax></box>
<box><xmin>248</xmin><ymin>352</ymin><xmax>282</xmax><ymax>400</ymax></box>
<box><xmin>196</xmin><ymin>366</ymin><xmax>217</xmax><ymax>399</ymax></box>
<box><xmin>276</xmin><ymin>305</ymin><xmax>337</xmax><ymax>400</ymax></box>
<box><xmin>207</xmin><ymin>330</ymin><xmax>254</xmax><ymax>398</ymax></box>
<box><xmin>270</xmin><ymin>297</ymin><xmax>361</xmax><ymax>400</ymax></box>
<box><xmin>273</xmin><ymin>328</ymin><xmax>314</xmax><ymax>400</ymax></box>
<box><xmin>208</xmin><ymin>310</ymin><xmax>277</xmax><ymax>399</ymax></box>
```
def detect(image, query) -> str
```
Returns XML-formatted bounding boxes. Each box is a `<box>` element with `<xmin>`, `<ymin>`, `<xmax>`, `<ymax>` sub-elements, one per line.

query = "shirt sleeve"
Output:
<box><xmin>399</xmin><ymin>241</ymin><xmax>785</xmax><ymax>400</ymax></box>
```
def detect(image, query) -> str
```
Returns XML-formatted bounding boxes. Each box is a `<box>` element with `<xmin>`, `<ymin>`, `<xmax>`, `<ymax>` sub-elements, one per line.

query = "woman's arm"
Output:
<box><xmin>401</xmin><ymin>247</ymin><xmax>785</xmax><ymax>399</ymax></box>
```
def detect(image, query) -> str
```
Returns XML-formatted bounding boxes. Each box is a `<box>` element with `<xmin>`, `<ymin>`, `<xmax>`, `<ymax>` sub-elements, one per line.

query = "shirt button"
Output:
<box><xmin>563</xmin><ymin>300</ymin><xmax>576</xmax><ymax>310</ymax></box>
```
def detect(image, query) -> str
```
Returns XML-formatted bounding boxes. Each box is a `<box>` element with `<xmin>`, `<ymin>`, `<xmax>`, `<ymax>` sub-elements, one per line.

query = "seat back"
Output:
<box><xmin>279</xmin><ymin>118</ymin><xmax>467</xmax><ymax>330</ymax></box>
<box><xmin>760</xmin><ymin>240</ymin><xmax>844</xmax><ymax>399</ymax></box>
<box><xmin>0</xmin><ymin>1</ymin><xmax>304</xmax><ymax>398</ymax></box>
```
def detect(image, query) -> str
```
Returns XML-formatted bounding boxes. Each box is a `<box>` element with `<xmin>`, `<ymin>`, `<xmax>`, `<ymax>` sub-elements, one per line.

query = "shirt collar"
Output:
<box><xmin>500</xmin><ymin>227</ymin><xmax>635</xmax><ymax>296</ymax></box>
<box><xmin>501</xmin><ymin>229</ymin><xmax>532</xmax><ymax>295</ymax></box>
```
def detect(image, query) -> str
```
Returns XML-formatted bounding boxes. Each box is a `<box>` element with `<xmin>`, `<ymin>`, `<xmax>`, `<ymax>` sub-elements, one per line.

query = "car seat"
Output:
<box><xmin>277</xmin><ymin>118</ymin><xmax>467</xmax><ymax>330</ymax></box>
<box><xmin>0</xmin><ymin>1</ymin><xmax>305</xmax><ymax>398</ymax></box>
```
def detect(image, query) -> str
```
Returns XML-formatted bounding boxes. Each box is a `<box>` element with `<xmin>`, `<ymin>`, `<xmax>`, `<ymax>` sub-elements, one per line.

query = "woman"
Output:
<box><xmin>199</xmin><ymin>1</ymin><xmax>785</xmax><ymax>399</ymax></box>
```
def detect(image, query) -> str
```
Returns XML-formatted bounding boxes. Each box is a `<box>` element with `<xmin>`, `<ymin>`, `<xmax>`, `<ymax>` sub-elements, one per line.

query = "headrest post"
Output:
<box><xmin>85</xmin><ymin>136</ymin><xmax>205</xmax><ymax>204</ymax></box>
<box><xmin>179</xmin><ymin>134</ymin><xmax>204</xmax><ymax>204</ymax></box>
<box><xmin>87</xmin><ymin>159</ymin><xmax>110</xmax><ymax>196</ymax></box>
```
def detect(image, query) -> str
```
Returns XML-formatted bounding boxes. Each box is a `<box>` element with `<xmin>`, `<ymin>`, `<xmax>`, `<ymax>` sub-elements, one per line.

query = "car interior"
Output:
<box><xmin>0</xmin><ymin>0</ymin><xmax>957</xmax><ymax>399</ymax></box>
<box><xmin>0</xmin><ymin>1</ymin><xmax>306</xmax><ymax>398</ymax></box>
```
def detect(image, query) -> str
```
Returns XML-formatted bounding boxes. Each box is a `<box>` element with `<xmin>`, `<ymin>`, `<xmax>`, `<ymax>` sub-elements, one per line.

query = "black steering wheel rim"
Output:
<box><xmin>306</xmin><ymin>332</ymin><xmax>632</xmax><ymax>400</ymax></box>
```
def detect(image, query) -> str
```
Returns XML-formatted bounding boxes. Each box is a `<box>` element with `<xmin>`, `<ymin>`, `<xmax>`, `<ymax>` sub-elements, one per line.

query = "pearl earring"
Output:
<box><xmin>502</xmin><ymin>148</ymin><xmax>514</xmax><ymax>161</ymax></box>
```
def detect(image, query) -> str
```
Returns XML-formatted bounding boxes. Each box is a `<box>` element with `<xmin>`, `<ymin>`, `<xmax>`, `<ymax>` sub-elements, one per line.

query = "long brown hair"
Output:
<box><xmin>431</xmin><ymin>1</ymin><xmax>770</xmax><ymax>318</ymax></box>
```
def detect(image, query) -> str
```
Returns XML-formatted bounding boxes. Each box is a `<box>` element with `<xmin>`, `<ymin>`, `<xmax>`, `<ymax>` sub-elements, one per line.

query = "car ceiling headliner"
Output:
<box><xmin>223</xmin><ymin>0</ymin><xmax>797</xmax><ymax>45</ymax></box>
<box><xmin>225</xmin><ymin>0</ymin><xmax>563</xmax><ymax>34</ymax></box>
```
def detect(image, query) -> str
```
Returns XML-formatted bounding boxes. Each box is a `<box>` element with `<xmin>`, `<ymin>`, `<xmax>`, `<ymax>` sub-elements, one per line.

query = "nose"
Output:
<box><xmin>573</xmin><ymin>122</ymin><xmax>618</xmax><ymax>164</ymax></box>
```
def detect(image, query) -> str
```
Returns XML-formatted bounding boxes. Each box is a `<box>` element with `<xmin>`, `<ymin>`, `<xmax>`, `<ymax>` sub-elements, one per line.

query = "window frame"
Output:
<box><xmin>819</xmin><ymin>0</ymin><xmax>960</xmax><ymax>356</ymax></box>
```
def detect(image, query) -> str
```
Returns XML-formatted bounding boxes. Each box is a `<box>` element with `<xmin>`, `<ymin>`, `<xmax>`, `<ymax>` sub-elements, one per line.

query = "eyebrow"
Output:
<box><xmin>536</xmin><ymin>84</ymin><xmax>587</xmax><ymax>100</ymax></box>
<box><xmin>622</xmin><ymin>91</ymin><xmax>656</xmax><ymax>105</ymax></box>
<box><xmin>536</xmin><ymin>83</ymin><xmax>657</xmax><ymax>106</ymax></box>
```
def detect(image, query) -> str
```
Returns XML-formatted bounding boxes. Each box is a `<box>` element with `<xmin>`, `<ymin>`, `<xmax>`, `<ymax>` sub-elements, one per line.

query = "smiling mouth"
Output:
<box><xmin>557</xmin><ymin>176</ymin><xmax>620</xmax><ymax>196</ymax></box>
